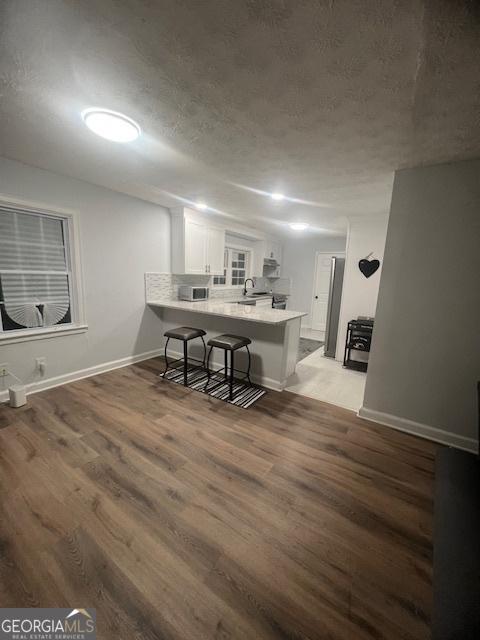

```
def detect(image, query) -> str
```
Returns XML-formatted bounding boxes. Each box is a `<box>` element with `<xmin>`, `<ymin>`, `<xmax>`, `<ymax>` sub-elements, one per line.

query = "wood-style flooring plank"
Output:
<box><xmin>0</xmin><ymin>356</ymin><xmax>437</xmax><ymax>639</ymax></box>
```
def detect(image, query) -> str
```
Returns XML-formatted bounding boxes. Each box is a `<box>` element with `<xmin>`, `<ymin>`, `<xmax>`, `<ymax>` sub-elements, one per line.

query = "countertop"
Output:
<box><xmin>147</xmin><ymin>298</ymin><xmax>306</xmax><ymax>325</ymax></box>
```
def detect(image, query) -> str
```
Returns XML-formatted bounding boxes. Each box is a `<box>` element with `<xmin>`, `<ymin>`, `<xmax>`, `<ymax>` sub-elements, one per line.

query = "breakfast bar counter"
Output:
<box><xmin>147</xmin><ymin>298</ymin><xmax>307</xmax><ymax>390</ymax></box>
<box><xmin>147</xmin><ymin>298</ymin><xmax>305</xmax><ymax>325</ymax></box>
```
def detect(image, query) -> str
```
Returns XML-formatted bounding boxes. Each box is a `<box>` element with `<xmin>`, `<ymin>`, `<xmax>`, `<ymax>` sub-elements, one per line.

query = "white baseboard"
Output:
<box><xmin>0</xmin><ymin>348</ymin><xmax>164</xmax><ymax>404</ymax></box>
<box><xmin>0</xmin><ymin>347</ymin><xmax>284</xmax><ymax>405</ymax></box>
<box><xmin>358</xmin><ymin>406</ymin><xmax>478</xmax><ymax>454</ymax></box>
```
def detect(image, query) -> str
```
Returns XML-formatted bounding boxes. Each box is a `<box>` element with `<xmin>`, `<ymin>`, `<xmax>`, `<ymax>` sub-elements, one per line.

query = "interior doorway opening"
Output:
<box><xmin>287</xmin><ymin>250</ymin><xmax>366</xmax><ymax>412</ymax></box>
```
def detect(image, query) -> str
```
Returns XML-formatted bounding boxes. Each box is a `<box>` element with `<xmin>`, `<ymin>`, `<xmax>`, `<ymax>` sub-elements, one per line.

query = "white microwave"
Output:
<box><xmin>178</xmin><ymin>285</ymin><xmax>209</xmax><ymax>301</ymax></box>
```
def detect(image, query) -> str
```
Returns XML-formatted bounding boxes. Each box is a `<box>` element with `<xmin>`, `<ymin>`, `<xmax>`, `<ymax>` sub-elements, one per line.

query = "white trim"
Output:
<box><xmin>358</xmin><ymin>406</ymin><xmax>478</xmax><ymax>453</ymax></box>
<box><xmin>0</xmin><ymin>348</ymin><xmax>164</xmax><ymax>404</ymax></box>
<box><xmin>0</xmin><ymin>193</ymin><xmax>77</xmax><ymax>217</ymax></box>
<box><xmin>225</xmin><ymin>241</ymin><xmax>254</xmax><ymax>252</ymax></box>
<box><xmin>212</xmin><ymin>246</ymin><xmax>252</xmax><ymax>288</ymax></box>
<box><xmin>0</xmin><ymin>195</ymin><xmax>87</xmax><ymax>336</ymax></box>
<box><xmin>310</xmin><ymin>251</ymin><xmax>345</xmax><ymax>332</ymax></box>
<box><xmin>0</xmin><ymin>323</ymin><xmax>88</xmax><ymax>345</ymax></box>
<box><xmin>0</xmin><ymin>346</ymin><xmax>283</xmax><ymax>405</ymax></box>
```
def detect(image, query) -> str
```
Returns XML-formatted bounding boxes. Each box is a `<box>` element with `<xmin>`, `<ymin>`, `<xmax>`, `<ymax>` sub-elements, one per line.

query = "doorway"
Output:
<box><xmin>311</xmin><ymin>252</ymin><xmax>345</xmax><ymax>332</ymax></box>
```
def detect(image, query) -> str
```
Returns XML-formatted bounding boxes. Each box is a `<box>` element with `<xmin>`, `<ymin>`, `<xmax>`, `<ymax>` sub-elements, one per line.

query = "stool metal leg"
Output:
<box><xmin>204</xmin><ymin>346</ymin><xmax>214</xmax><ymax>392</ymax></box>
<box><xmin>229</xmin><ymin>349</ymin><xmax>234</xmax><ymax>400</ymax></box>
<box><xmin>163</xmin><ymin>337</ymin><xmax>171</xmax><ymax>377</ymax></box>
<box><xmin>224</xmin><ymin>350</ymin><xmax>228</xmax><ymax>379</ymax></box>
<box><xmin>245</xmin><ymin>344</ymin><xmax>252</xmax><ymax>386</ymax></box>
<box><xmin>183</xmin><ymin>340</ymin><xmax>188</xmax><ymax>386</ymax></box>
<box><xmin>200</xmin><ymin>335</ymin><xmax>207</xmax><ymax>369</ymax></box>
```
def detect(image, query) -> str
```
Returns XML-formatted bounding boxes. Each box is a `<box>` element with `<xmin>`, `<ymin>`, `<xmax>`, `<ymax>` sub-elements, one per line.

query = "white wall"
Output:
<box><xmin>361</xmin><ymin>159</ymin><xmax>480</xmax><ymax>451</ymax></box>
<box><xmin>282</xmin><ymin>234</ymin><xmax>347</xmax><ymax>326</ymax></box>
<box><xmin>335</xmin><ymin>217</ymin><xmax>389</xmax><ymax>359</ymax></box>
<box><xmin>0</xmin><ymin>157</ymin><xmax>170</xmax><ymax>396</ymax></box>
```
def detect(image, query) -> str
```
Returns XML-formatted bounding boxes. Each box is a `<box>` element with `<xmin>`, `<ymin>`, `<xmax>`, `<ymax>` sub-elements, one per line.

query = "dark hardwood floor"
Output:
<box><xmin>0</xmin><ymin>357</ymin><xmax>437</xmax><ymax>639</ymax></box>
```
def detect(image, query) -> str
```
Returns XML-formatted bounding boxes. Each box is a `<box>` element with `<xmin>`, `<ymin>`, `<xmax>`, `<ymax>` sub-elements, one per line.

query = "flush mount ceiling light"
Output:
<box><xmin>271</xmin><ymin>193</ymin><xmax>285</xmax><ymax>201</ymax></box>
<box><xmin>195</xmin><ymin>202</ymin><xmax>208</xmax><ymax>211</ymax></box>
<box><xmin>81</xmin><ymin>108</ymin><xmax>141</xmax><ymax>142</ymax></box>
<box><xmin>289</xmin><ymin>222</ymin><xmax>309</xmax><ymax>231</ymax></box>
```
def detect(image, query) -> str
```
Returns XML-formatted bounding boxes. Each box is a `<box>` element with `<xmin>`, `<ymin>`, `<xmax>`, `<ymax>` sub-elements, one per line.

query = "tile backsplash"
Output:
<box><xmin>145</xmin><ymin>272</ymin><xmax>290</xmax><ymax>301</ymax></box>
<box><xmin>145</xmin><ymin>272</ymin><xmax>207</xmax><ymax>301</ymax></box>
<box><xmin>145</xmin><ymin>273</ymin><xmax>173</xmax><ymax>300</ymax></box>
<box><xmin>145</xmin><ymin>272</ymin><xmax>243</xmax><ymax>301</ymax></box>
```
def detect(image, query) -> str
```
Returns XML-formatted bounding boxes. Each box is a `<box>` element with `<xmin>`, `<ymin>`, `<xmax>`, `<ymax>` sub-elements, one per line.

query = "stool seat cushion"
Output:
<box><xmin>208</xmin><ymin>334</ymin><xmax>251</xmax><ymax>350</ymax></box>
<box><xmin>164</xmin><ymin>326</ymin><xmax>206</xmax><ymax>341</ymax></box>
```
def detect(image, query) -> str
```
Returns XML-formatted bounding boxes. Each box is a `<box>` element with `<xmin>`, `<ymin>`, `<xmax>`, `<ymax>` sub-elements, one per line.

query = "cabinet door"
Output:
<box><xmin>185</xmin><ymin>218</ymin><xmax>207</xmax><ymax>274</ymax></box>
<box><xmin>252</xmin><ymin>240</ymin><xmax>266</xmax><ymax>276</ymax></box>
<box><xmin>271</xmin><ymin>241</ymin><xmax>282</xmax><ymax>262</ymax></box>
<box><xmin>264</xmin><ymin>241</ymin><xmax>274</xmax><ymax>259</ymax></box>
<box><xmin>206</xmin><ymin>226</ymin><xmax>225</xmax><ymax>275</ymax></box>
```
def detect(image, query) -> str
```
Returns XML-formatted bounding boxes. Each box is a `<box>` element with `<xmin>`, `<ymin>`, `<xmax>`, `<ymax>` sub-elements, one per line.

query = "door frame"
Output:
<box><xmin>310</xmin><ymin>251</ymin><xmax>345</xmax><ymax>331</ymax></box>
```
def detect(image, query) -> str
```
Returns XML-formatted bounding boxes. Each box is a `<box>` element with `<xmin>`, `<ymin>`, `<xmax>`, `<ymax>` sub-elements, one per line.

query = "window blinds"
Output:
<box><xmin>0</xmin><ymin>205</ymin><xmax>71</xmax><ymax>331</ymax></box>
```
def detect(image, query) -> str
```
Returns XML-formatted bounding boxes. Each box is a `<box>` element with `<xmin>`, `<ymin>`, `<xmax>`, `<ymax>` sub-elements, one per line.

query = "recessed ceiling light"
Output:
<box><xmin>289</xmin><ymin>222</ymin><xmax>309</xmax><ymax>231</ymax></box>
<box><xmin>271</xmin><ymin>193</ymin><xmax>285</xmax><ymax>201</ymax></box>
<box><xmin>195</xmin><ymin>202</ymin><xmax>208</xmax><ymax>211</ymax></box>
<box><xmin>82</xmin><ymin>108</ymin><xmax>141</xmax><ymax>142</ymax></box>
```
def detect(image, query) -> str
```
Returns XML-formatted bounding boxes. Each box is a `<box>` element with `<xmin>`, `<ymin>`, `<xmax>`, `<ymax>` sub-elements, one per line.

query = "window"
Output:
<box><xmin>213</xmin><ymin>247</ymin><xmax>250</xmax><ymax>287</ymax></box>
<box><xmin>0</xmin><ymin>203</ymin><xmax>82</xmax><ymax>338</ymax></box>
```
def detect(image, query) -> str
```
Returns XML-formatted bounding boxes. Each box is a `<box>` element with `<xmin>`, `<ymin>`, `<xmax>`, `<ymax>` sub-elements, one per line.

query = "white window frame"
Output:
<box><xmin>0</xmin><ymin>195</ymin><xmax>87</xmax><ymax>345</ymax></box>
<box><xmin>212</xmin><ymin>245</ymin><xmax>252</xmax><ymax>288</ymax></box>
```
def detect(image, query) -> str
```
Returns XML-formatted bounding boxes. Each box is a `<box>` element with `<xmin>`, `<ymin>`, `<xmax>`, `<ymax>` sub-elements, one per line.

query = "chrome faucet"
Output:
<box><xmin>243</xmin><ymin>278</ymin><xmax>254</xmax><ymax>296</ymax></box>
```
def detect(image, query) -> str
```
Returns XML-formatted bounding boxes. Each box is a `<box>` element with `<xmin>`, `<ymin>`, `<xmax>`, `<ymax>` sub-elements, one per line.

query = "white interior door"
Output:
<box><xmin>311</xmin><ymin>254</ymin><xmax>333</xmax><ymax>331</ymax></box>
<box><xmin>185</xmin><ymin>218</ymin><xmax>207</xmax><ymax>274</ymax></box>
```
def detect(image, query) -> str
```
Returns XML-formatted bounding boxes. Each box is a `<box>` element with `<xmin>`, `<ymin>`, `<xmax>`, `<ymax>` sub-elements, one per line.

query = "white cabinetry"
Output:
<box><xmin>172</xmin><ymin>208</ymin><xmax>225</xmax><ymax>275</ymax></box>
<box><xmin>264</xmin><ymin>240</ymin><xmax>282</xmax><ymax>262</ymax></box>
<box><xmin>184</xmin><ymin>218</ymin><xmax>207</xmax><ymax>274</ymax></box>
<box><xmin>255</xmin><ymin>298</ymin><xmax>273</xmax><ymax>309</ymax></box>
<box><xmin>206</xmin><ymin>226</ymin><xmax>225</xmax><ymax>275</ymax></box>
<box><xmin>252</xmin><ymin>239</ymin><xmax>283</xmax><ymax>277</ymax></box>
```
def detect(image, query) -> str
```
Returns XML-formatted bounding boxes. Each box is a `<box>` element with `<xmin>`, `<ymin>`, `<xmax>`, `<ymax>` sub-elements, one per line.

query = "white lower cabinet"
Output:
<box><xmin>256</xmin><ymin>299</ymin><xmax>273</xmax><ymax>309</ymax></box>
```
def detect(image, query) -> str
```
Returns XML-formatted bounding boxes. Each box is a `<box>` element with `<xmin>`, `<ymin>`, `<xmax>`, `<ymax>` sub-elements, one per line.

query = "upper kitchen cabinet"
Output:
<box><xmin>264</xmin><ymin>240</ymin><xmax>282</xmax><ymax>262</ymax></box>
<box><xmin>171</xmin><ymin>208</ymin><xmax>225</xmax><ymax>275</ymax></box>
<box><xmin>251</xmin><ymin>238</ymin><xmax>283</xmax><ymax>277</ymax></box>
<box><xmin>205</xmin><ymin>226</ymin><xmax>225</xmax><ymax>274</ymax></box>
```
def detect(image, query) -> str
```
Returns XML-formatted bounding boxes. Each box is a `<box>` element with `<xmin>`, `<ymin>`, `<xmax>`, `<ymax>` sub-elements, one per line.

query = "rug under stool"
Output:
<box><xmin>162</xmin><ymin>366</ymin><xmax>267</xmax><ymax>409</ymax></box>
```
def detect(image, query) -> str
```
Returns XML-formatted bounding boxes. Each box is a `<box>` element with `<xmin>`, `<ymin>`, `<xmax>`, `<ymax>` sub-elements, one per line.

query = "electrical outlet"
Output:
<box><xmin>0</xmin><ymin>363</ymin><xmax>9</xmax><ymax>377</ymax></box>
<box><xmin>35</xmin><ymin>357</ymin><xmax>47</xmax><ymax>374</ymax></box>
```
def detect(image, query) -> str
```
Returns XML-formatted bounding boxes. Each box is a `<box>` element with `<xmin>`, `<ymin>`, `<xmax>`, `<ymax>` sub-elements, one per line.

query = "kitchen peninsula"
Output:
<box><xmin>147</xmin><ymin>298</ymin><xmax>307</xmax><ymax>390</ymax></box>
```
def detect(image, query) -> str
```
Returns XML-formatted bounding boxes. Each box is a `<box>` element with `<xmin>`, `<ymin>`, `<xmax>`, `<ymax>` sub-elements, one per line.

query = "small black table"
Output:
<box><xmin>343</xmin><ymin>318</ymin><xmax>374</xmax><ymax>372</ymax></box>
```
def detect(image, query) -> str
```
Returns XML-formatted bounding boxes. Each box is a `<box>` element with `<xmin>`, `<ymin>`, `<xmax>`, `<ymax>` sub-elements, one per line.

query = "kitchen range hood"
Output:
<box><xmin>263</xmin><ymin>257</ymin><xmax>279</xmax><ymax>267</ymax></box>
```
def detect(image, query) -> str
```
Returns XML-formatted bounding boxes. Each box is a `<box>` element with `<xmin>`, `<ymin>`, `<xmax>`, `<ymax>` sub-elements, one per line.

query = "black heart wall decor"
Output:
<box><xmin>358</xmin><ymin>258</ymin><xmax>380</xmax><ymax>278</ymax></box>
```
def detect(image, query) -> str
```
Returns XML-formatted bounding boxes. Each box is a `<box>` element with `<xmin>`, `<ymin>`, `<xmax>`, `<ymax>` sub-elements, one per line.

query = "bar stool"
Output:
<box><xmin>162</xmin><ymin>327</ymin><xmax>207</xmax><ymax>386</ymax></box>
<box><xmin>204</xmin><ymin>334</ymin><xmax>252</xmax><ymax>400</ymax></box>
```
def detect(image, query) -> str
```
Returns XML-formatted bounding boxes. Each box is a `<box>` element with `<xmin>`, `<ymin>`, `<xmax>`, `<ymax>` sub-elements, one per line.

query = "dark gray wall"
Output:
<box><xmin>363</xmin><ymin>158</ymin><xmax>480</xmax><ymax>447</ymax></box>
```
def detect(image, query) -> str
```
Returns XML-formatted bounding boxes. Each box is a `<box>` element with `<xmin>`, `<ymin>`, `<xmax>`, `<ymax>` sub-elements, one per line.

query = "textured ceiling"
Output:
<box><xmin>0</xmin><ymin>0</ymin><xmax>479</xmax><ymax>236</ymax></box>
